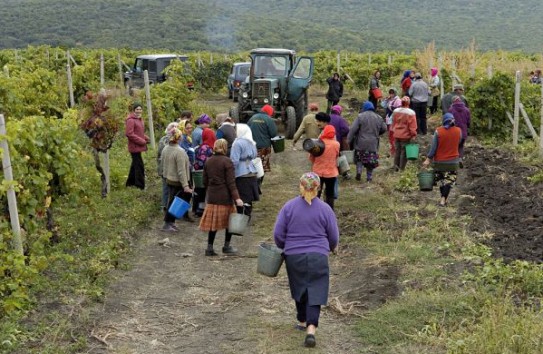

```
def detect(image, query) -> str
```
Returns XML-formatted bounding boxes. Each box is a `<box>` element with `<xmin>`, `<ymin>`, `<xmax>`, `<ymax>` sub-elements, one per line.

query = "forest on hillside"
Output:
<box><xmin>1</xmin><ymin>0</ymin><xmax>542</xmax><ymax>52</ymax></box>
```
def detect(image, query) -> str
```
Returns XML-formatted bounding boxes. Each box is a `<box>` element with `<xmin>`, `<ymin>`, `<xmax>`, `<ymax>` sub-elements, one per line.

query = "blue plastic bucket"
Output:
<box><xmin>168</xmin><ymin>196</ymin><xmax>190</xmax><ymax>219</ymax></box>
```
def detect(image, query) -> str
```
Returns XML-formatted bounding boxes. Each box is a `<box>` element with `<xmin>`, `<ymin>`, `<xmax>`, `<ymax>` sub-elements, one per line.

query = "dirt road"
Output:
<box><xmin>87</xmin><ymin>147</ymin><xmax>398</xmax><ymax>354</ymax></box>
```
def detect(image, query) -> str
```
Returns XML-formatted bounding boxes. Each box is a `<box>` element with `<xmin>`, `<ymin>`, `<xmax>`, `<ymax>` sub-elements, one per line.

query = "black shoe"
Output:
<box><xmin>304</xmin><ymin>334</ymin><xmax>316</xmax><ymax>348</ymax></box>
<box><xmin>205</xmin><ymin>249</ymin><xmax>218</xmax><ymax>256</ymax></box>
<box><xmin>355</xmin><ymin>173</ymin><xmax>361</xmax><ymax>181</ymax></box>
<box><xmin>222</xmin><ymin>246</ymin><xmax>238</xmax><ymax>255</ymax></box>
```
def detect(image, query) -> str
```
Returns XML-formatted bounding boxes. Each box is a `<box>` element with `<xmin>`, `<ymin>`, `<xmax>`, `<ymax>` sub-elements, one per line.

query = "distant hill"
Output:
<box><xmin>1</xmin><ymin>0</ymin><xmax>542</xmax><ymax>52</ymax></box>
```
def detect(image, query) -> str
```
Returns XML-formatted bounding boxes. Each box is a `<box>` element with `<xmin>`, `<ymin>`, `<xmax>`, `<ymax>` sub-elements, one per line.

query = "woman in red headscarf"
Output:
<box><xmin>192</xmin><ymin>127</ymin><xmax>217</xmax><ymax>217</ymax></box>
<box><xmin>309</xmin><ymin>125</ymin><xmax>339</xmax><ymax>210</ymax></box>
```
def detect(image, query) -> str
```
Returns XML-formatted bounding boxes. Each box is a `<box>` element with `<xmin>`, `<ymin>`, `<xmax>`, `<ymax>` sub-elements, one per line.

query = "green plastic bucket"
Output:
<box><xmin>271</xmin><ymin>136</ymin><xmax>285</xmax><ymax>153</ymax></box>
<box><xmin>405</xmin><ymin>143</ymin><xmax>419</xmax><ymax>160</ymax></box>
<box><xmin>257</xmin><ymin>243</ymin><xmax>284</xmax><ymax>277</ymax></box>
<box><xmin>192</xmin><ymin>170</ymin><xmax>204</xmax><ymax>188</ymax></box>
<box><xmin>418</xmin><ymin>170</ymin><xmax>434</xmax><ymax>191</ymax></box>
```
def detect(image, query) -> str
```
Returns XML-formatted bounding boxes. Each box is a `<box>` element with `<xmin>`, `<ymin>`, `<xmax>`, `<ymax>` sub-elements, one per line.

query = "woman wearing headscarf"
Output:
<box><xmin>310</xmin><ymin>124</ymin><xmax>339</xmax><ymax>210</ymax></box>
<box><xmin>382</xmin><ymin>88</ymin><xmax>402</xmax><ymax>156</ymax></box>
<box><xmin>192</xmin><ymin>113</ymin><xmax>212</xmax><ymax>148</ymax></box>
<box><xmin>347</xmin><ymin>101</ymin><xmax>387</xmax><ymax>183</ymax></box>
<box><xmin>391</xmin><ymin>96</ymin><xmax>417</xmax><ymax>171</ymax></box>
<box><xmin>161</xmin><ymin>128</ymin><xmax>193</xmax><ymax>231</ymax></box>
<box><xmin>401</xmin><ymin>70</ymin><xmax>413</xmax><ymax>97</ymax></box>
<box><xmin>447</xmin><ymin>96</ymin><xmax>471</xmax><ymax>158</ymax></box>
<box><xmin>423</xmin><ymin>113</ymin><xmax>463</xmax><ymax>207</ymax></box>
<box><xmin>273</xmin><ymin>172</ymin><xmax>339</xmax><ymax>348</ymax></box>
<box><xmin>178</xmin><ymin>119</ymin><xmax>195</xmax><ymax>166</ymax></box>
<box><xmin>230</xmin><ymin>124</ymin><xmax>259</xmax><ymax>217</ymax></box>
<box><xmin>192</xmin><ymin>127</ymin><xmax>216</xmax><ymax>217</ymax></box>
<box><xmin>199</xmin><ymin>139</ymin><xmax>244</xmax><ymax>256</ymax></box>
<box><xmin>125</xmin><ymin>102</ymin><xmax>150</xmax><ymax>189</ymax></box>
<box><xmin>158</xmin><ymin>121</ymin><xmax>178</xmax><ymax>210</ymax></box>
<box><xmin>329</xmin><ymin>105</ymin><xmax>350</xmax><ymax>151</ymax></box>
<box><xmin>429</xmin><ymin>67</ymin><xmax>440</xmax><ymax>114</ymax></box>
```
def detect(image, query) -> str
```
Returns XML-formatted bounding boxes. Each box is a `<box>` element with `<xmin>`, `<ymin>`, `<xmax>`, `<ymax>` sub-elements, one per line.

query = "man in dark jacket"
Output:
<box><xmin>326</xmin><ymin>73</ymin><xmax>343</xmax><ymax>114</ymax></box>
<box><xmin>441</xmin><ymin>84</ymin><xmax>468</xmax><ymax>114</ymax></box>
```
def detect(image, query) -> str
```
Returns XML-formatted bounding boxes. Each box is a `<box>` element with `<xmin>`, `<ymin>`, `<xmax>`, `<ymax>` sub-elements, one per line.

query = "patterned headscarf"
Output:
<box><xmin>178</xmin><ymin>119</ymin><xmax>193</xmax><ymax>144</ymax></box>
<box><xmin>164</xmin><ymin>121</ymin><xmax>178</xmax><ymax>134</ymax></box>
<box><xmin>168</xmin><ymin>127</ymin><xmax>182</xmax><ymax>143</ymax></box>
<box><xmin>299</xmin><ymin>172</ymin><xmax>320</xmax><ymax>204</ymax></box>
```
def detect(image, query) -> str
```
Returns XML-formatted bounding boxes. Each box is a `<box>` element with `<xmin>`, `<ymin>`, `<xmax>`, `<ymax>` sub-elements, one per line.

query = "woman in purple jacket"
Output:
<box><xmin>273</xmin><ymin>172</ymin><xmax>339</xmax><ymax>348</ymax></box>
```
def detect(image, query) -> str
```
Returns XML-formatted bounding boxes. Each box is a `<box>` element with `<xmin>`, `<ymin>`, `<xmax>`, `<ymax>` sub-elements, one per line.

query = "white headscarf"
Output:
<box><xmin>235</xmin><ymin>123</ymin><xmax>256</xmax><ymax>145</ymax></box>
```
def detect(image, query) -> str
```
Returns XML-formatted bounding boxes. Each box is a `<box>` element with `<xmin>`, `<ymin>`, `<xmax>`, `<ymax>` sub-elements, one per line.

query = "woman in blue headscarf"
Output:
<box><xmin>423</xmin><ymin>113</ymin><xmax>464</xmax><ymax>207</ymax></box>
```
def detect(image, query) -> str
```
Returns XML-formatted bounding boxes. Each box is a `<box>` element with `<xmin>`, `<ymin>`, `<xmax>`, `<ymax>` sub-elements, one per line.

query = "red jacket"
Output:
<box><xmin>125</xmin><ymin>114</ymin><xmax>148</xmax><ymax>153</ymax></box>
<box><xmin>391</xmin><ymin>107</ymin><xmax>417</xmax><ymax>141</ymax></box>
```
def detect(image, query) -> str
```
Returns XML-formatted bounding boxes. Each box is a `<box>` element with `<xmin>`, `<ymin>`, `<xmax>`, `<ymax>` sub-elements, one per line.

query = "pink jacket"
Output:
<box><xmin>125</xmin><ymin>114</ymin><xmax>148</xmax><ymax>153</ymax></box>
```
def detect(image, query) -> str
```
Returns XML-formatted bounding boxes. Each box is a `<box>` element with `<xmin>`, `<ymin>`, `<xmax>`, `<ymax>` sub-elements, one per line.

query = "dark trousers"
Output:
<box><xmin>295</xmin><ymin>291</ymin><xmax>321</xmax><ymax>327</ymax></box>
<box><xmin>326</xmin><ymin>99</ymin><xmax>339</xmax><ymax>114</ymax></box>
<box><xmin>412</xmin><ymin>101</ymin><xmax>428</xmax><ymax>135</ymax></box>
<box><xmin>317</xmin><ymin>176</ymin><xmax>336</xmax><ymax>210</ymax></box>
<box><xmin>126</xmin><ymin>152</ymin><xmax>145</xmax><ymax>189</ymax></box>
<box><xmin>164</xmin><ymin>184</ymin><xmax>192</xmax><ymax>223</ymax></box>
<box><xmin>394</xmin><ymin>140</ymin><xmax>410</xmax><ymax>171</ymax></box>
<box><xmin>430</xmin><ymin>96</ymin><xmax>439</xmax><ymax>114</ymax></box>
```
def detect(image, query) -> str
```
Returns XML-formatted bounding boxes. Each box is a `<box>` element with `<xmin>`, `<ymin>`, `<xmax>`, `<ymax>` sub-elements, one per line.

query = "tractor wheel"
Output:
<box><xmin>228</xmin><ymin>89</ymin><xmax>233</xmax><ymax>99</ymax></box>
<box><xmin>286</xmin><ymin>106</ymin><xmax>297</xmax><ymax>139</ymax></box>
<box><xmin>229</xmin><ymin>104</ymin><xmax>240</xmax><ymax>123</ymax></box>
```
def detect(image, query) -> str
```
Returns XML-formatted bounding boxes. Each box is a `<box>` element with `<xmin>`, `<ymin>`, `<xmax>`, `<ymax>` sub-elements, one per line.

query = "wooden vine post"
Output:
<box><xmin>336</xmin><ymin>50</ymin><xmax>340</xmax><ymax>74</ymax></box>
<box><xmin>100</xmin><ymin>53</ymin><xmax>105</xmax><ymax>87</ymax></box>
<box><xmin>513</xmin><ymin>71</ymin><xmax>521</xmax><ymax>145</ymax></box>
<box><xmin>117</xmin><ymin>53</ymin><xmax>125</xmax><ymax>89</ymax></box>
<box><xmin>66</xmin><ymin>51</ymin><xmax>75</xmax><ymax>108</ymax></box>
<box><xmin>0</xmin><ymin>114</ymin><xmax>24</xmax><ymax>255</ymax></box>
<box><xmin>143</xmin><ymin>70</ymin><xmax>156</xmax><ymax>149</ymax></box>
<box><xmin>99</xmin><ymin>54</ymin><xmax>110</xmax><ymax>193</ymax></box>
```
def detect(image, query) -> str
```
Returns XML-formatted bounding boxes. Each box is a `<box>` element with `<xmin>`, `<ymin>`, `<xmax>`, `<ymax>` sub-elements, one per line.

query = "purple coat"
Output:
<box><xmin>274</xmin><ymin>196</ymin><xmax>339</xmax><ymax>256</ymax></box>
<box><xmin>448</xmin><ymin>101</ymin><xmax>471</xmax><ymax>138</ymax></box>
<box><xmin>329</xmin><ymin>114</ymin><xmax>350</xmax><ymax>142</ymax></box>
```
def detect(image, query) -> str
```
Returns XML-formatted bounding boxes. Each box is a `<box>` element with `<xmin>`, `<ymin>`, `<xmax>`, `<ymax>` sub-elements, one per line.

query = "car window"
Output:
<box><xmin>135</xmin><ymin>58</ymin><xmax>144</xmax><ymax>72</ymax></box>
<box><xmin>238</xmin><ymin>65</ymin><xmax>250</xmax><ymax>76</ymax></box>
<box><xmin>149</xmin><ymin>60</ymin><xmax>157</xmax><ymax>73</ymax></box>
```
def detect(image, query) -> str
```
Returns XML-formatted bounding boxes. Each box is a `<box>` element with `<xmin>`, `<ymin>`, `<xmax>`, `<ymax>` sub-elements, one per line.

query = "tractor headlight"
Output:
<box><xmin>253</xmin><ymin>99</ymin><xmax>258</xmax><ymax>104</ymax></box>
<box><xmin>242</xmin><ymin>92</ymin><xmax>248</xmax><ymax>98</ymax></box>
<box><xmin>273</xmin><ymin>93</ymin><xmax>279</xmax><ymax>99</ymax></box>
<box><xmin>263</xmin><ymin>98</ymin><xmax>269</xmax><ymax>103</ymax></box>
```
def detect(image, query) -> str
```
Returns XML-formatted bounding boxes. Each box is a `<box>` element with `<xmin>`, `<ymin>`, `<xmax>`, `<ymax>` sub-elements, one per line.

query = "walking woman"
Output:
<box><xmin>368</xmin><ymin>69</ymin><xmax>381</xmax><ymax>108</ymax></box>
<box><xmin>161</xmin><ymin>128</ymin><xmax>193</xmax><ymax>231</ymax></box>
<box><xmin>347</xmin><ymin>101</ymin><xmax>387</xmax><ymax>183</ymax></box>
<box><xmin>125</xmin><ymin>102</ymin><xmax>149</xmax><ymax>189</ymax></box>
<box><xmin>382</xmin><ymin>88</ymin><xmax>402</xmax><ymax>156</ymax></box>
<box><xmin>391</xmin><ymin>96</ymin><xmax>417</xmax><ymax>171</ymax></box>
<box><xmin>230</xmin><ymin>124</ymin><xmax>259</xmax><ymax>217</ymax></box>
<box><xmin>192</xmin><ymin>127</ymin><xmax>216</xmax><ymax>217</ymax></box>
<box><xmin>423</xmin><ymin>113</ymin><xmax>463</xmax><ymax>207</ymax></box>
<box><xmin>429</xmin><ymin>67</ymin><xmax>440</xmax><ymax>114</ymax></box>
<box><xmin>310</xmin><ymin>124</ymin><xmax>339</xmax><ymax>210</ymax></box>
<box><xmin>158</xmin><ymin>122</ymin><xmax>178</xmax><ymax>210</ymax></box>
<box><xmin>273</xmin><ymin>172</ymin><xmax>339</xmax><ymax>348</ymax></box>
<box><xmin>199</xmin><ymin>139</ymin><xmax>244</xmax><ymax>256</ymax></box>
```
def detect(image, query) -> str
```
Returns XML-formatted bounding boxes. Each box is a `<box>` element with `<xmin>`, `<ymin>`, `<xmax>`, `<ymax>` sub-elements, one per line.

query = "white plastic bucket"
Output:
<box><xmin>252</xmin><ymin>157</ymin><xmax>265</xmax><ymax>178</ymax></box>
<box><xmin>337</xmin><ymin>155</ymin><xmax>350</xmax><ymax>174</ymax></box>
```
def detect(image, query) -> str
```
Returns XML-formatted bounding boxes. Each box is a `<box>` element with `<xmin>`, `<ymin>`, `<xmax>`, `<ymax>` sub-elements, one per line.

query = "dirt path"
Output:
<box><xmin>87</xmin><ymin>147</ymin><xmax>398</xmax><ymax>353</ymax></box>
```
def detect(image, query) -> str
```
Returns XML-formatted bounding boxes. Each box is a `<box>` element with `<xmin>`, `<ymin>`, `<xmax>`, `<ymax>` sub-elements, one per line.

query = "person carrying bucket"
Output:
<box><xmin>199</xmin><ymin>139</ymin><xmax>244</xmax><ymax>256</ymax></box>
<box><xmin>161</xmin><ymin>127</ymin><xmax>193</xmax><ymax>231</ymax></box>
<box><xmin>391</xmin><ymin>96</ymin><xmax>417</xmax><ymax>171</ymax></box>
<box><xmin>347</xmin><ymin>101</ymin><xmax>387</xmax><ymax>184</ymax></box>
<box><xmin>309</xmin><ymin>123</ymin><xmax>339</xmax><ymax>210</ymax></box>
<box><xmin>273</xmin><ymin>172</ymin><xmax>339</xmax><ymax>348</ymax></box>
<box><xmin>423</xmin><ymin>113</ymin><xmax>463</xmax><ymax>207</ymax></box>
<box><xmin>230</xmin><ymin>124</ymin><xmax>260</xmax><ymax>218</ymax></box>
<box><xmin>247</xmin><ymin>104</ymin><xmax>278</xmax><ymax>179</ymax></box>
